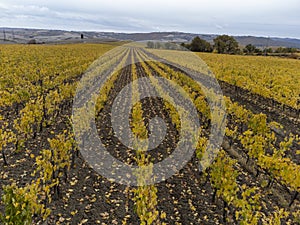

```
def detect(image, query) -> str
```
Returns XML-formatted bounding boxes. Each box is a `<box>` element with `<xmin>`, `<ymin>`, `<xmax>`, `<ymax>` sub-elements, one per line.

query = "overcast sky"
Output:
<box><xmin>0</xmin><ymin>0</ymin><xmax>299</xmax><ymax>38</ymax></box>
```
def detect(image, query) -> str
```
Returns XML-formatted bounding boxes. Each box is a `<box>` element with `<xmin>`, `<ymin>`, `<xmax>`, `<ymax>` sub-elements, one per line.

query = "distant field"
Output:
<box><xmin>0</xmin><ymin>43</ymin><xmax>118</xmax><ymax>107</ymax></box>
<box><xmin>197</xmin><ymin>53</ymin><xmax>300</xmax><ymax>108</ymax></box>
<box><xmin>146</xmin><ymin>49</ymin><xmax>299</xmax><ymax>108</ymax></box>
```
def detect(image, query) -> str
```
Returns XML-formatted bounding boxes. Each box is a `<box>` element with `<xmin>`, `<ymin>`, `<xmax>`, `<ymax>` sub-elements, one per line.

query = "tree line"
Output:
<box><xmin>147</xmin><ymin>35</ymin><xmax>299</xmax><ymax>55</ymax></box>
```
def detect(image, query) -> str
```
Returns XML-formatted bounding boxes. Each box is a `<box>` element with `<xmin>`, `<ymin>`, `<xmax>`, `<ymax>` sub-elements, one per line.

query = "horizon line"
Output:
<box><xmin>1</xmin><ymin>26</ymin><xmax>300</xmax><ymax>40</ymax></box>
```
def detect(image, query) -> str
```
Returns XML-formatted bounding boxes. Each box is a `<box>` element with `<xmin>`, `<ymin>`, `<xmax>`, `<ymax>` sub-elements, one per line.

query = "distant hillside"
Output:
<box><xmin>1</xmin><ymin>28</ymin><xmax>300</xmax><ymax>48</ymax></box>
<box><xmin>234</xmin><ymin>36</ymin><xmax>300</xmax><ymax>48</ymax></box>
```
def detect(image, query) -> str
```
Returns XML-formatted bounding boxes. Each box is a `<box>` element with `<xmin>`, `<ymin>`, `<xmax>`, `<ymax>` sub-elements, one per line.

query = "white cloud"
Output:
<box><xmin>0</xmin><ymin>0</ymin><xmax>299</xmax><ymax>38</ymax></box>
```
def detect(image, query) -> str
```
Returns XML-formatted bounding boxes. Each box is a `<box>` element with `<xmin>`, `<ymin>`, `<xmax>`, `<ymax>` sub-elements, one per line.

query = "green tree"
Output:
<box><xmin>164</xmin><ymin>42</ymin><xmax>172</xmax><ymax>49</ymax></box>
<box><xmin>275</xmin><ymin>47</ymin><xmax>297</xmax><ymax>53</ymax></box>
<box><xmin>180</xmin><ymin>42</ymin><xmax>190</xmax><ymax>50</ymax></box>
<box><xmin>243</xmin><ymin>44</ymin><xmax>257</xmax><ymax>54</ymax></box>
<box><xmin>147</xmin><ymin>41</ymin><xmax>154</xmax><ymax>48</ymax></box>
<box><xmin>180</xmin><ymin>42</ymin><xmax>186</xmax><ymax>48</ymax></box>
<box><xmin>154</xmin><ymin>42</ymin><xmax>161</xmax><ymax>49</ymax></box>
<box><xmin>265</xmin><ymin>48</ymin><xmax>273</xmax><ymax>53</ymax></box>
<box><xmin>213</xmin><ymin>35</ymin><xmax>239</xmax><ymax>54</ymax></box>
<box><xmin>190</xmin><ymin>36</ymin><xmax>213</xmax><ymax>52</ymax></box>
